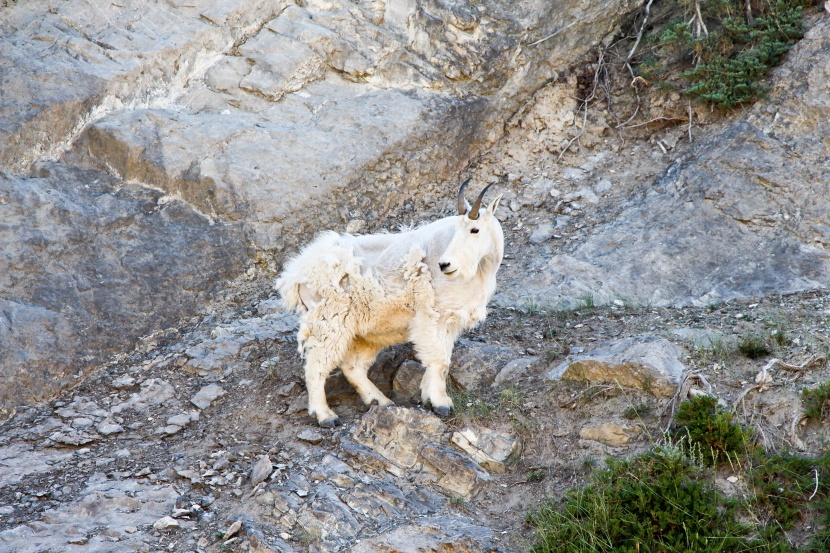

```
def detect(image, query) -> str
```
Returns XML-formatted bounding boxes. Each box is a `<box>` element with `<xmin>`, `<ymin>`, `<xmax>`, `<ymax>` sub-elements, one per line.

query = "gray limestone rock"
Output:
<box><xmin>350</xmin><ymin>516</ymin><xmax>499</xmax><ymax>553</ymax></box>
<box><xmin>391</xmin><ymin>360</ymin><xmax>426</xmax><ymax>404</ymax></box>
<box><xmin>190</xmin><ymin>384</ymin><xmax>227</xmax><ymax>410</ymax></box>
<box><xmin>450</xmin><ymin>339</ymin><xmax>520</xmax><ymax>390</ymax></box>
<box><xmin>250</xmin><ymin>455</ymin><xmax>273</xmax><ymax>487</ymax></box>
<box><xmin>0</xmin><ymin>474</ymin><xmax>179</xmax><ymax>552</ymax></box>
<box><xmin>492</xmin><ymin>357</ymin><xmax>539</xmax><ymax>388</ymax></box>
<box><xmin>352</xmin><ymin>406</ymin><xmax>489</xmax><ymax>497</ymax></box>
<box><xmin>0</xmin><ymin>168</ymin><xmax>249</xmax><ymax>410</ymax></box>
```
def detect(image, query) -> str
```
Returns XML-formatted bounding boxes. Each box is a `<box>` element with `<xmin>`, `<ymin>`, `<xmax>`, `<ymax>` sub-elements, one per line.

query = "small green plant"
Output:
<box><xmin>580</xmin><ymin>456</ymin><xmax>597</xmax><ymax>470</ymax></box>
<box><xmin>693</xmin><ymin>336</ymin><xmax>738</xmax><ymax>366</ymax></box>
<box><xmin>527</xmin><ymin>467</ymin><xmax>547</xmax><ymax>483</ymax></box>
<box><xmin>529</xmin><ymin>394</ymin><xmax>830</xmax><ymax>552</ymax></box>
<box><xmin>802</xmin><ymin>382</ymin><xmax>830</xmax><ymax>422</ymax></box>
<box><xmin>673</xmin><ymin>395</ymin><xmax>752</xmax><ymax>465</ymax></box>
<box><xmin>499</xmin><ymin>386</ymin><xmax>524</xmax><ymax>410</ymax></box>
<box><xmin>578</xmin><ymin>294</ymin><xmax>596</xmax><ymax>310</ymax></box>
<box><xmin>738</xmin><ymin>332</ymin><xmax>773</xmax><ymax>359</ymax></box>
<box><xmin>448</xmin><ymin>386</ymin><xmax>493</xmax><ymax>421</ymax></box>
<box><xmin>523</xmin><ymin>298</ymin><xmax>541</xmax><ymax>316</ymax></box>
<box><xmin>746</xmin><ymin>451</ymin><xmax>830</xmax><ymax>530</ymax></box>
<box><xmin>623</xmin><ymin>402</ymin><xmax>653</xmax><ymax>420</ymax></box>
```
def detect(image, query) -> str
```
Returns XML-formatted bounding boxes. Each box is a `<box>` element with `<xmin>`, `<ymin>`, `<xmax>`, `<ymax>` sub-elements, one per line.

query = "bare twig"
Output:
<box><xmin>732</xmin><ymin>383</ymin><xmax>763</xmax><ymax>413</ymax></box>
<box><xmin>555</xmin><ymin>47</ymin><xmax>606</xmax><ymax>163</ymax></box>
<box><xmin>770</xmin><ymin>355</ymin><xmax>826</xmax><ymax>372</ymax></box>
<box><xmin>809</xmin><ymin>469</ymin><xmax>819</xmax><ymax>501</ymax></box>
<box><xmin>560</xmin><ymin>384</ymin><xmax>618</xmax><ymax>408</ymax></box>
<box><xmin>687</xmin><ymin>102</ymin><xmax>693</xmax><ymax>142</ymax></box>
<box><xmin>626</xmin><ymin>0</ymin><xmax>655</xmax><ymax>63</ymax></box>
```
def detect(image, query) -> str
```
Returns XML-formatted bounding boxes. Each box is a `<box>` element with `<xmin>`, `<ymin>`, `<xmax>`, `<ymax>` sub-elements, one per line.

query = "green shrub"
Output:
<box><xmin>641</xmin><ymin>0</ymin><xmax>815</xmax><ymax>109</ymax></box>
<box><xmin>528</xmin><ymin>448</ymin><xmax>752</xmax><ymax>552</ymax></box>
<box><xmin>802</xmin><ymin>382</ymin><xmax>830</xmax><ymax>423</ymax></box>
<box><xmin>674</xmin><ymin>395</ymin><xmax>752</xmax><ymax>465</ymax></box>
<box><xmin>738</xmin><ymin>333</ymin><xmax>773</xmax><ymax>359</ymax></box>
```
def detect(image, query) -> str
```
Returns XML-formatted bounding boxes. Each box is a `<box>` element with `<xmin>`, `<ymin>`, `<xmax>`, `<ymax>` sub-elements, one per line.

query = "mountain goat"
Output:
<box><xmin>276</xmin><ymin>180</ymin><xmax>504</xmax><ymax>427</ymax></box>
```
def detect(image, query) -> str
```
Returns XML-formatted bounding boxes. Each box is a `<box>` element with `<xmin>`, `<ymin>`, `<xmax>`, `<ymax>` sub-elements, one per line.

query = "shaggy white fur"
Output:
<box><xmin>276</xmin><ymin>189</ymin><xmax>504</xmax><ymax>427</ymax></box>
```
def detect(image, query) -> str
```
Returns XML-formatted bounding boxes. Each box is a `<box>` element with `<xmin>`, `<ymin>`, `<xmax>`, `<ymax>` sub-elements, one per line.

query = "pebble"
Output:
<box><xmin>111</xmin><ymin>375</ymin><xmax>136</xmax><ymax>389</ymax></box>
<box><xmin>96</xmin><ymin>421</ymin><xmax>124</xmax><ymax>436</ymax></box>
<box><xmin>594</xmin><ymin>179</ymin><xmax>612</xmax><ymax>193</ymax></box>
<box><xmin>166</xmin><ymin>413</ymin><xmax>193</xmax><ymax>427</ymax></box>
<box><xmin>71</xmin><ymin>417</ymin><xmax>94</xmax><ymax>429</ymax></box>
<box><xmin>529</xmin><ymin>223</ymin><xmax>554</xmax><ymax>244</ymax></box>
<box><xmin>157</xmin><ymin>424</ymin><xmax>183</xmax><ymax>435</ymax></box>
<box><xmin>223</xmin><ymin>519</ymin><xmax>243</xmax><ymax>539</ymax></box>
<box><xmin>153</xmin><ymin>516</ymin><xmax>180</xmax><ymax>530</ymax></box>
<box><xmin>297</xmin><ymin>429</ymin><xmax>323</xmax><ymax>445</ymax></box>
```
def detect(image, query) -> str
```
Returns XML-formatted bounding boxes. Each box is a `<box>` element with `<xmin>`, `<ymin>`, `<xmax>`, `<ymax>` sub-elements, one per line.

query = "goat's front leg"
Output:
<box><xmin>304</xmin><ymin>348</ymin><xmax>341</xmax><ymax>428</ymax></box>
<box><xmin>410</xmin><ymin>316</ymin><xmax>455</xmax><ymax>417</ymax></box>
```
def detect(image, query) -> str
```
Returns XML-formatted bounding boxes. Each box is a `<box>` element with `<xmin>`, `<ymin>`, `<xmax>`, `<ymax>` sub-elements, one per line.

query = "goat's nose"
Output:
<box><xmin>439</xmin><ymin>262</ymin><xmax>450</xmax><ymax>272</ymax></box>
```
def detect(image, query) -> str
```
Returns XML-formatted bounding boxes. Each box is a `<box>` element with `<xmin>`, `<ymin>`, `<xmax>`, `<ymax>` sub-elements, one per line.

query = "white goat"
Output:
<box><xmin>276</xmin><ymin>180</ymin><xmax>504</xmax><ymax>427</ymax></box>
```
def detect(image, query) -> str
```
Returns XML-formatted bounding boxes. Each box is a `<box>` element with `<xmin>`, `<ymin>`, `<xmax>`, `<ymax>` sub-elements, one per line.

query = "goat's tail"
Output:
<box><xmin>275</xmin><ymin>276</ymin><xmax>302</xmax><ymax>313</ymax></box>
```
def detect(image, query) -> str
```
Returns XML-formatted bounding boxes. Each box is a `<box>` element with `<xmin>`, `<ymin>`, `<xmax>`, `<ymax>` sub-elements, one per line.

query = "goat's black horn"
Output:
<box><xmin>468</xmin><ymin>181</ymin><xmax>496</xmax><ymax>220</ymax></box>
<box><xmin>457</xmin><ymin>178</ymin><xmax>472</xmax><ymax>215</ymax></box>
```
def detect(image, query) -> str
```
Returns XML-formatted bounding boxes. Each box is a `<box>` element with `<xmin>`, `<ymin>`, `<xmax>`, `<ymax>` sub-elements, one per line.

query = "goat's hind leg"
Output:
<box><xmin>341</xmin><ymin>339</ymin><xmax>393</xmax><ymax>408</ymax></box>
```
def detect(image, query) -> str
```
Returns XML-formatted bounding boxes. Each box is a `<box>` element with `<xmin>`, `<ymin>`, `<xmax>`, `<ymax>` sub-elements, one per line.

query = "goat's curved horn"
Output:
<box><xmin>457</xmin><ymin>178</ymin><xmax>472</xmax><ymax>215</ymax></box>
<box><xmin>468</xmin><ymin>181</ymin><xmax>496</xmax><ymax>220</ymax></box>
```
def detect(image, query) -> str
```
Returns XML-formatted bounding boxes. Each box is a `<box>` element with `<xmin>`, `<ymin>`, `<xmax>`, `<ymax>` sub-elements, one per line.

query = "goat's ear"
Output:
<box><xmin>486</xmin><ymin>194</ymin><xmax>502</xmax><ymax>215</ymax></box>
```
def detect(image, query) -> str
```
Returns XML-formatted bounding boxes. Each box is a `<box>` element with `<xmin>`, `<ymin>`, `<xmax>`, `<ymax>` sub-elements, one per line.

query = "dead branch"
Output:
<box><xmin>687</xmin><ymin>102</ymin><xmax>693</xmax><ymax>142</ymax></box>
<box><xmin>617</xmin><ymin>116</ymin><xmax>687</xmax><ymax>130</ymax></box>
<box><xmin>626</xmin><ymin>0</ymin><xmax>655</xmax><ymax>63</ymax></box>
<box><xmin>555</xmin><ymin>47</ymin><xmax>605</xmax><ymax>163</ymax></box>
<box><xmin>693</xmin><ymin>0</ymin><xmax>709</xmax><ymax>38</ymax></box>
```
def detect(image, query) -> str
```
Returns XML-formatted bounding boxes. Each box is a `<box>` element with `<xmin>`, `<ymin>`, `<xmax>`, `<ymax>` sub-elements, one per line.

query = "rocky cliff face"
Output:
<box><xmin>0</xmin><ymin>0</ymin><xmax>641</xmax><ymax>409</ymax></box>
<box><xmin>487</xmin><ymin>15</ymin><xmax>830</xmax><ymax>309</ymax></box>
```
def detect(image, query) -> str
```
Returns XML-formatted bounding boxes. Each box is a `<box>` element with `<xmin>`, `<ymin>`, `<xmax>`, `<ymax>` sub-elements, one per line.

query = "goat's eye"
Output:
<box><xmin>470</xmin><ymin>228</ymin><xmax>479</xmax><ymax>234</ymax></box>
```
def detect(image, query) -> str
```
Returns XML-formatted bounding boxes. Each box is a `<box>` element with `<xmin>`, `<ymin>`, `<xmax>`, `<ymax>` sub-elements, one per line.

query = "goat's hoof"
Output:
<box><xmin>318</xmin><ymin>417</ymin><xmax>342</xmax><ymax>428</ymax></box>
<box><xmin>432</xmin><ymin>405</ymin><xmax>454</xmax><ymax>418</ymax></box>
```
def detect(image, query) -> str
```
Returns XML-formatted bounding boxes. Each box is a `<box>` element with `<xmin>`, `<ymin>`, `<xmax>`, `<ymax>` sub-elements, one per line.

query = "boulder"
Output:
<box><xmin>547</xmin><ymin>335</ymin><xmax>685</xmax><ymax>398</ymax></box>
